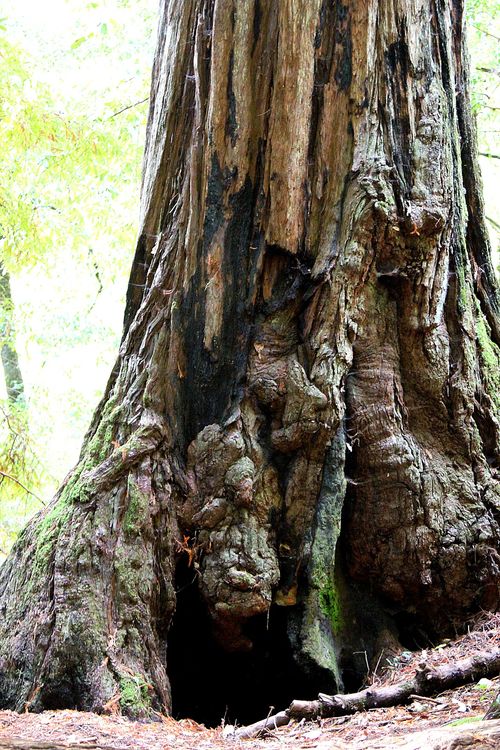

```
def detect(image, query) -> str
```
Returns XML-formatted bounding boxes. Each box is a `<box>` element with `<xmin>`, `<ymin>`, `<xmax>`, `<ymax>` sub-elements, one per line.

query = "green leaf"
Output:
<box><xmin>476</xmin><ymin>678</ymin><xmax>495</xmax><ymax>690</ymax></box>
<box><xmin>446</xmin><ymin>716</ymin><xmax>482</xmax><ymax>727</ymax></box>
<box><xmin>70</xmin><ymin>34</ymin><xmax>92</xmax><ymax>50</ymax></box>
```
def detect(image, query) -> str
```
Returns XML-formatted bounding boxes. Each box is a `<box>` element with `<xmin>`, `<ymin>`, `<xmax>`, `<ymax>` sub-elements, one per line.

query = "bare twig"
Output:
<box><xmin>471</xmin><ymin>24</ymin><xmax>500</xmax><ymax>42</ymax></box>
<box><xmin>0</xmin><ymin>470</ymin><xmax>43</xmax><ymax>502</ymax></box>
<box><xmin>234</xmin><ymin>711</ymin><xmax>290</xmax><ymax>739</ymax></box>
<box><xmin>409</xmin><ymin>694</ymin><xmax>442</xmax><ymax>704</ymax></box>
<box><xmin>108</xmin><ymin>97</ymin><xmax>149</xmax><ymax>119</ymax></box>
<box><xmin>476</xmin><ymin>66</ymin><xmax>500</xmax><ymax>77</ymax></box>
<box><xmin>486</xmin><ymin>215</ymin><xmax>500</xmax><ymax>233</ymax></box>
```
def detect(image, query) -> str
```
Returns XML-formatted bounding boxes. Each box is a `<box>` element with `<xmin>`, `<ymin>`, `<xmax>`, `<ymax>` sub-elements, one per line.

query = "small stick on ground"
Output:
<box><xmin>408</xmin><ymin>694</ymin><xmax>442</xmax><ymax>704</ymax></box>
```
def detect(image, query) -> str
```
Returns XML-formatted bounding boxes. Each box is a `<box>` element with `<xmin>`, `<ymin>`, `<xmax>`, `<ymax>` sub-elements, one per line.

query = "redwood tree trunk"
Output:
<box><xmin>0</xmin><ymin>0</ymin><xmax>499</xmax><ymax>722</ymax></box>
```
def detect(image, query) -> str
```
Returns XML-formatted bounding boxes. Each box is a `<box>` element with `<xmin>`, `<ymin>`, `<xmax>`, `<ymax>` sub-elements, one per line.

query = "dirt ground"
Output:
<box><xmin>1</xmin><ymin>613</ymin><xmax>499</xmax><ymax>749</ymax></box>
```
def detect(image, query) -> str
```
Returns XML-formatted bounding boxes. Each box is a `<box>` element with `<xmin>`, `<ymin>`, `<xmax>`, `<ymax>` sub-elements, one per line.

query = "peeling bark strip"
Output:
<box><xmin>235</xmin><ymin>648</ymin><xmax>500</xmax><ymax>739</ymax></box>
<box><xmin>0</xmin><ymin>0</ymin><xmax>499</xmax><ymax>721</ymax></box>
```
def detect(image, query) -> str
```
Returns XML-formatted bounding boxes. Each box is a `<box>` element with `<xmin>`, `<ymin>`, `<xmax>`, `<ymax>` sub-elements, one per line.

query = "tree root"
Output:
<box><xmin>234</xmin><ymin>647</ymin><xmax>500</xmax><ymax>739</ymax></box>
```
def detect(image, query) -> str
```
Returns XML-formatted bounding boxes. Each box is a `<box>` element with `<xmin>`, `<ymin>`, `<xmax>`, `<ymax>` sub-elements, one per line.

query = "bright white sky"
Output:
<box><xmin>2</xmin><ymin>0</ymin><xmax>158</xmax><ymax>114</ymax></box>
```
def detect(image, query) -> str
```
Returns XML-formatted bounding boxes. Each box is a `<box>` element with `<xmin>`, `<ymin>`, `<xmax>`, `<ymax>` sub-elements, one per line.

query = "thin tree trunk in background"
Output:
<box><xmin>0</xmin><ymin>263</ymin><xmax>25</xmax><ymax>406</ymax></box>
<box><xmin>0</xmin><ymin>0</ymin><xmax>499</xmax><ymax>723</ymax></box>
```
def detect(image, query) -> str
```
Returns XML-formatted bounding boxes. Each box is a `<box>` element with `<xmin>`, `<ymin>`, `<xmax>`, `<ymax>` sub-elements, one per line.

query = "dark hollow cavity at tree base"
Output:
<box><xmin>166</xmin><ymin>557</ymin><xmax>441</xmax><ymax>727</ymax></box>
<box><xmin>167</xmin><ymin>558</ymin><xmax>335</xmax><ymax>727</ymax></box>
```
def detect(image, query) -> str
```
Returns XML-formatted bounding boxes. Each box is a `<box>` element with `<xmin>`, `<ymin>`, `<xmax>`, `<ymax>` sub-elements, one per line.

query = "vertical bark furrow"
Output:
<box><xmin>265</xmin><ymin>0</ymin><xmax>323</xmax><ymax>253</ymax></box>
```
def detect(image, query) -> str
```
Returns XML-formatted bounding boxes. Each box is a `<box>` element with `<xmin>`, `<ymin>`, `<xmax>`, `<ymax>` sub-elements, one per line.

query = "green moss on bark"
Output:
<box><xmin>113</xmin><ymin>547</ymin><xmax>140</xmax><ymax>604</ymax></box>
<box><xmin>113</xmin><ymin>541</ymin><xmax>155</xmax><ymax>606</ymax></box>
<box><xmin>476</xmin><ymin>307</ymin><xmax>500</xmax><ymax>411</ymax></box>
<box><xmin>32</xmin><ymin>497</ymin><xmax>71</xmax><ymax>574</ymax></box>
<box><xmin>62</xmin><ymin>466</ymin><xmax>89</xmax><ymax>505</ymax></box>
<box><xmin>84</xmin><ymin>393</ymin><xmax>122</xmax><ymax>470</ymax></box>
<box><xmin>119</xmin><ymin>674</ymin><xmax>152</xmax><ymax>718</ymax></box>
<box><xmin>319</xmin><ymin>580</ymin><xmax>343</xmax><ymax>634</ymax></box>
<box><xmin>123</xmin><ymin>477</ymin><xmax>149</xmax><ymax>536</ymax></box>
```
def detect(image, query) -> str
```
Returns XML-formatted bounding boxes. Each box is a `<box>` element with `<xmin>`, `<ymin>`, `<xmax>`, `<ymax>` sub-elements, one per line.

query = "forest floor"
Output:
<box><xmin>1</xmin><ymin>612</ymin><xmax>500</xmax><ymax>750</ymax></box>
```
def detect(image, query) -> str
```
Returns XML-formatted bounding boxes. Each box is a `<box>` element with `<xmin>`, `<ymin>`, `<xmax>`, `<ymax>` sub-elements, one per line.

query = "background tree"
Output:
<box><xmin>0</xmin><ymin>0</ymin><xmax>499</xmax><ymax>726</ymax></box>
<box><xmin>466</xmin><ymin>0</ymin><xmax>500</xmax><ymax>264</ymax></box>
<box><xmin>0</xmin><ymin>265</ymin><xmax>25</xmax><ymax>406</ymax></box>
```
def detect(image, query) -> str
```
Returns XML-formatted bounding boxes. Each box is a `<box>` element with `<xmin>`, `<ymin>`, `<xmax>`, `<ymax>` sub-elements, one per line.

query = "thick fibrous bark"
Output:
<box><xmin>0</xmin><ymin>0</ymin><xmax>499</xmax><ymax>719</ymax></box>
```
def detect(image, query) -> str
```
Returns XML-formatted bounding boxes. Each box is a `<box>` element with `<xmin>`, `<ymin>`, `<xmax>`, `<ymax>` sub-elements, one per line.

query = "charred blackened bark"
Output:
<box><xmin>0</xmin><ymin>0</ymin><xmax>499</xmax><ymax>722</ymax></box>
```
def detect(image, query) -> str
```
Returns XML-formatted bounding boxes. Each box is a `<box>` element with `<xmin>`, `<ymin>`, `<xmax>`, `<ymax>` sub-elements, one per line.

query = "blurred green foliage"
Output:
<box><xmin>0</xmin><ymin>0</ymin><xmax>156</xmax><ymax>555</ymax></box>
<box><xmin>466</xmin><ymin>0</ymin><xmax>500</xmax><ymax>256</ymax></box>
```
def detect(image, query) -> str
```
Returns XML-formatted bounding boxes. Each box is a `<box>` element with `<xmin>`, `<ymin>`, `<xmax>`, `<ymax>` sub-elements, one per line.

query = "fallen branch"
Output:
<box><xmin>235</xmin><ymin>647</ymin><xmax>500</xmax><ymax>739</ymax></box>
<box><xmin>233</xmin><ymin>710</ymin><xmax>290</xmax><ymax>739</ymax></box>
